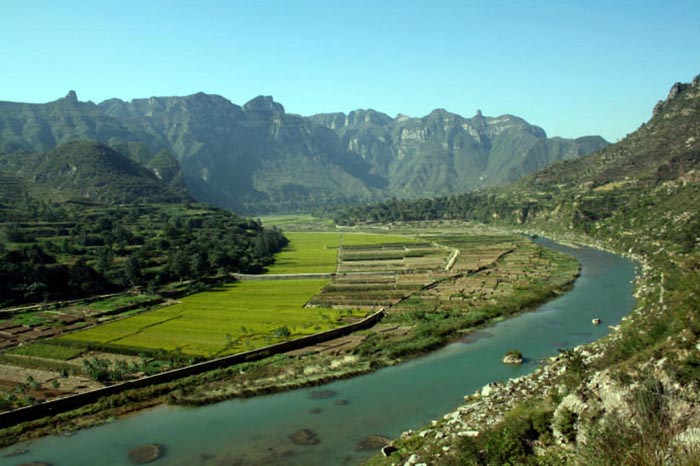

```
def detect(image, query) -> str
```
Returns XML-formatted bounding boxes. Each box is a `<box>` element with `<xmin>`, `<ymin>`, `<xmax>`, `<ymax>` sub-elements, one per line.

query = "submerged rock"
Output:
<box><xmin>334</xmin><ymin>399</ymin><xmax>350</xmax><ymax>406</ymax></box>
<box><xmin>289</xmin><ymin>429</ymin><xmax>320</xmax><ymax>446</ymax></box>
<box><xmin>309</xmin><ymin>389</ymin><xmax>336</xmax><ymax>399</ymax></box>
<box><xmin>127</xmin><ymin>444</ymin><xmax>164</xmax><ymax>464</ymax></box>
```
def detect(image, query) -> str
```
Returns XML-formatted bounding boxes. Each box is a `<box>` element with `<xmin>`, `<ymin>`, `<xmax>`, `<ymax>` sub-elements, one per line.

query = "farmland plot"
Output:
<box><xmin>61</xmin><ymin>280</ymin><xmax>367</xmax><ymax>356</ymax></box>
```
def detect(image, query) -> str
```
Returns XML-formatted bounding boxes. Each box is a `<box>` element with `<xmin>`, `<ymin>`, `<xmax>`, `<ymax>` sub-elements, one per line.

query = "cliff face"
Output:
<box><xmin>310</xmin><ymin>108</ymin><xmax>608</xmax><ymax>198</ymax></box>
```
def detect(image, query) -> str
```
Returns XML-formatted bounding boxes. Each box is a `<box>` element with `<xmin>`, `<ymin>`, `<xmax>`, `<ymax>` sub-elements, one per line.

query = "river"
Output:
<box><xmin>0</xmin><ymin>239</ymin><xmax>637</xmax><ymax>466</ymax></box>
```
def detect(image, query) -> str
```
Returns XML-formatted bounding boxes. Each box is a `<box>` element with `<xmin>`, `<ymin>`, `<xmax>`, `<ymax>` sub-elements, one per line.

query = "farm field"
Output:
<box><xmin>60</xmin><ymin>279</ymin><xmax>366</xmax><ymax>356</ymax></box>
<box><xmin>266</xmin><ymin>231</ymin><xmax>423</xmax><ymax>274</ymax></box>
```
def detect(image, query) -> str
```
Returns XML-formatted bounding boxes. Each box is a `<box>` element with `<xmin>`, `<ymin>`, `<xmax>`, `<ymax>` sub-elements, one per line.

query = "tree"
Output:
<box><xmin>124</xmin><ymin>253</ymin><xmax>144</xmax><ymax>287</ymax></box>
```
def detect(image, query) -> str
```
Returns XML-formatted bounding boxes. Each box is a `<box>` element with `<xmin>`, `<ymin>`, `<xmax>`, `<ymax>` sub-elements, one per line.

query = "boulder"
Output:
<box><xmin>502</xmin><ymin>350</ymin><xmax>524</xmax><ymax>365</ymax></box>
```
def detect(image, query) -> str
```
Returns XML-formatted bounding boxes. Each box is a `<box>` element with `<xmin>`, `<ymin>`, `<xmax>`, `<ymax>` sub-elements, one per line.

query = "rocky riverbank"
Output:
<box><xmin>368</xmin><ymin>231</ymin><xmax>700</xmax><ymax>465</ymax></box>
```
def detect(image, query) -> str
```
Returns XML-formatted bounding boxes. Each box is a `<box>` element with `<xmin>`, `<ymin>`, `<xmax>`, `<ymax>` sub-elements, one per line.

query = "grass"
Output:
<box><xmin>85</xmin><ymin>294</ymin><xmax>158</xmax><ymax>312</ymax></box>
<box><xmin>266</xmin><ymin>232</ymin><xmax>423</xmax><ymax>274</ymax></box>
<box><xmin>266</xmin><ymin>232</ymin><xmax>342</xmax><ymax>274</ymax></box>
<box><xmin>10</xmin><ymin>313</ymin><xmax>51</xmax><ymax>327</ymax></box>
<box><xmin>60</xmin><ymin>280</ymin><xmax>366</xmax><ymax>357</ymax></box>
<box><xmin>8</xmin><ymin>343</ymin><xmax>84</xmax><ymax>360</ymax></box>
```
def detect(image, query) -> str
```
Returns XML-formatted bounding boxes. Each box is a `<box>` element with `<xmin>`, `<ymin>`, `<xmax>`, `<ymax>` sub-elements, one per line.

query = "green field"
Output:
<box><xmin>8</xmin><ymin>343</ymin><xmax>84</xmax><ymax>360</ymax></box>
<box><xmin>266</xmin><ymin>231</ymin><xmax>423</xmax><ymax>274</ymax></box>
<box><xmin>61</xmin><ymin>280</ymin><xmax>365</xmax><ymax>356</ymax></box>
<box><xmin>60</xmin><ymin>231</ymin><xmax>423</xmax><ymax>357</ymax></box>
<box><xmin>259</xmin><ymin>214</ymin><xmax>334</xmax><ymax>229</ymax></box>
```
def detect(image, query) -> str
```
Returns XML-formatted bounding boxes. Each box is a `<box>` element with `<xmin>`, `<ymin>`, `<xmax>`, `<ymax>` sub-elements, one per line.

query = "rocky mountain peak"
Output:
<box><xmin>653</xmin><ymin>75</ymin><xmax>699</xmax><ymax>117</ymax></box>
<box><xmin>346</xmin><ymin>109</ymin><xmax>392</xmax><ymax>126</ymax></box>
<box><xmin>242</xmin><ymin>95</ymin><xmax>285</xmax><ymax>117</ymax></box>
<box><xmin>64</xmin><ymin>90</ymin><xmax>78</xmax><ymax>103</ymax></box>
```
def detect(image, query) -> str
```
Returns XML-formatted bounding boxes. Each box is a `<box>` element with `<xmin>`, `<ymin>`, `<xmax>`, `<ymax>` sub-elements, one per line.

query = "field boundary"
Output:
<box><xmin>0</xmin><ymin>309</ymin><xmax>385</xmax><ymax>429</ymax></box>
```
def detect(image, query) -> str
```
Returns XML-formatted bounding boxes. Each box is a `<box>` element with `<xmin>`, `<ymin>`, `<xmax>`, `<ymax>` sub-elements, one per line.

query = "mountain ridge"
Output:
<box><xmin>0</xmin><ymin>92</ymin><xmax>608</xmax><ymax>213</ymax></box>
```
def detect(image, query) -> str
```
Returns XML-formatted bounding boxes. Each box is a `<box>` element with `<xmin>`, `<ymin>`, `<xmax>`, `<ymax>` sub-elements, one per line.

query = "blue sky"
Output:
<box><xmin>1</xmin><ymin>0</ymin><xmax>699</xmax><ymax>141</ymax></box>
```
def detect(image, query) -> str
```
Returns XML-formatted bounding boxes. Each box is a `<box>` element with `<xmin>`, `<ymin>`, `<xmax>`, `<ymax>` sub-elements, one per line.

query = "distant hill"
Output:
<box><xmin>0</xmin><ymin>140</ymin><xmax>189</xmax><ymax>205</ymax></box>
<box><xmin>0</xmin><ymin>92</ymin><xmax>607</xmax><ymax>213</ymax></box>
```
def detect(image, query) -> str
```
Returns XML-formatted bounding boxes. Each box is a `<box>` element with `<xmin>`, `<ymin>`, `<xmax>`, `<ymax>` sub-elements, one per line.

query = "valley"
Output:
<box><xmin>0</xmin><ymin>220</ymin><xmax>580</xmax><ymax>454</ymax></box>
<box><xmin>0</xmin><ymin>232</ymin><xmax>635</xmax><ymax>466</ymax></box>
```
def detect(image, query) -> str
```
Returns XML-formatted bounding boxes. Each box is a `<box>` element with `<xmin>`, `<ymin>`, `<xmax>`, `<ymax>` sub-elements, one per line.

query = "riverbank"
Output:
<box><xmin>0</xmin><ymin>232</ymin><xmax>580</xmax><ymax>449</ymax></box>
<box><xmin>368</xmin><ymin>226</ymin><xmax>700</xmax><ymax>466</ymax></box>
<box><xmin>0</xmin><ymin>236</ymin><xmax>638</xmax><ymax>466</ymax></box>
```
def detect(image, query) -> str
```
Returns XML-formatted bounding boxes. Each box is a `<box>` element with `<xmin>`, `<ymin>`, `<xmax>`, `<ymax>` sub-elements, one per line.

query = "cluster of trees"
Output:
<box><xmin>327</xmin><ymin>193</ymin><xmax>528</xmax><ymax>225</ymax></box>
<box><xmin>0</xmin><ymin>204</ymin><xmax>288</xmax><ymax>306</ymax></box>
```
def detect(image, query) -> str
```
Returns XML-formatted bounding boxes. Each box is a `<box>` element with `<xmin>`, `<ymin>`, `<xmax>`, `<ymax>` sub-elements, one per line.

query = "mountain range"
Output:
<box><xmin>0</xmin><ymin>91</ymin><xmax>607</xmax><ymax>213</ymax></box>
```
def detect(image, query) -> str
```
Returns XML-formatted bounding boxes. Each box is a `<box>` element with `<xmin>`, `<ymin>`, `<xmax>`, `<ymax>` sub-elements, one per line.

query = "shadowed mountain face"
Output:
<box><xmin>0</xmin><ymin>91</ymin><xmax>607</xmax><ymax>213</ymax></box>
<box><xmin>0</xmin><ymin>140</ymin><xmax>189</xmax><ymax>205</ymax></box>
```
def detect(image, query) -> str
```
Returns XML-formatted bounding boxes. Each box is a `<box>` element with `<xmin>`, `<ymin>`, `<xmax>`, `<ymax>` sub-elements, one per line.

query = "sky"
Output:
<box><xmin>1</xmin><ymin>0</ymin><xmax>699</xmax><ymax>142</ymax></box>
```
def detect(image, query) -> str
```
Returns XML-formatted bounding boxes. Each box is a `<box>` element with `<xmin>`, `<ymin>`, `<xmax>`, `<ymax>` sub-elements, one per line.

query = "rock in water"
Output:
<box><xmin>127</xmin><ymin>444</ymin><xmax>164</xmax><ymax>464</ymax></box>
<box><xmin>502</xmin><ymin>350</ymin><xmax>524</xmax><ymax>365</ymax></box>
<box><xmin>289</xmin><ymin>429</ymin><xmax>320</xmax><ymax>446</ymax></box>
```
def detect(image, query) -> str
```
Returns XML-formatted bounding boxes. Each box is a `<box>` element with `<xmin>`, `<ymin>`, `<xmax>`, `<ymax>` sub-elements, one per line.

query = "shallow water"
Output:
<box><xmin>0</xmin><ymin>239</ymin><xmax>637</xmax><ymax>466</ymax></box>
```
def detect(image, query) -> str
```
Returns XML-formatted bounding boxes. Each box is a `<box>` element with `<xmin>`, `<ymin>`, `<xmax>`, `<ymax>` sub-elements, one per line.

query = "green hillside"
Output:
<box><xmin>0</xmin><ymin>141</ymin><xmax>188</xmax><ymax>205</ymax></box>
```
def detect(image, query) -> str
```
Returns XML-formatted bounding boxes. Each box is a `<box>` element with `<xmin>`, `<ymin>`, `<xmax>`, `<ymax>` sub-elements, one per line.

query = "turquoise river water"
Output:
<box><xmin>0</xmin><ymin>239</ymin><xmax>637</xmax><ymax>466</ymax></box>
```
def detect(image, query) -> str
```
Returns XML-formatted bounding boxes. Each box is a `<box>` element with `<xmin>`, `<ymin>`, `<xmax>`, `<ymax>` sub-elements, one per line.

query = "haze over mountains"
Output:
<box><xmin>0</xmin><ymin>91</ymin><xmax>607</xmax><ymax>213</ymax></box>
